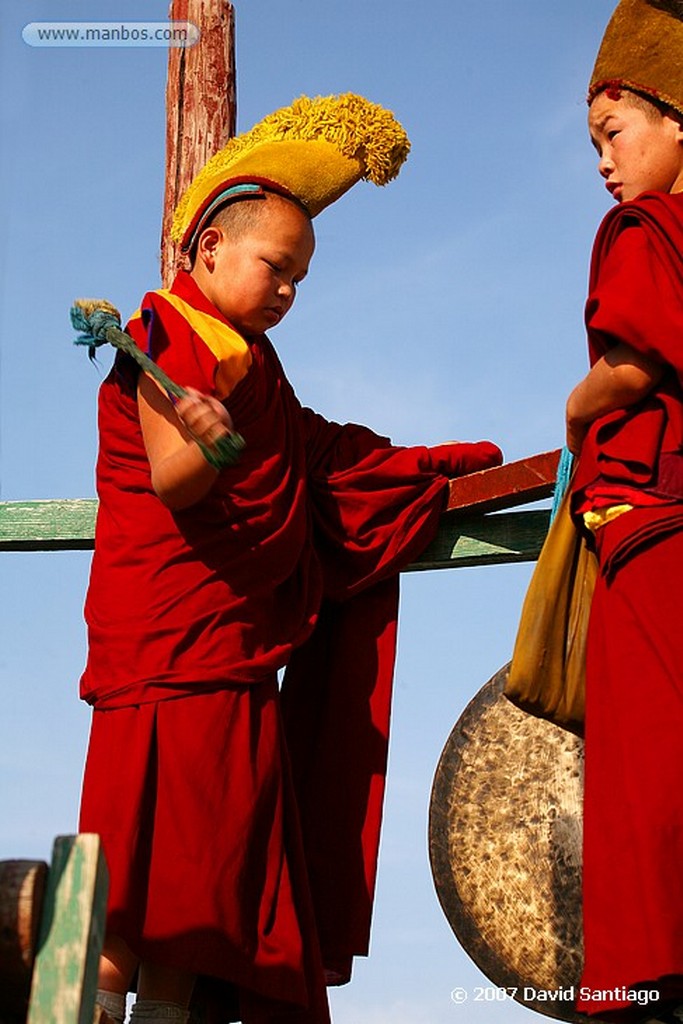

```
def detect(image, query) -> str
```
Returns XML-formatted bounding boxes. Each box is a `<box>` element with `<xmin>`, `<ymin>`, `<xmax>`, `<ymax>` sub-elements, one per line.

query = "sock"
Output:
<box><xmin>95</xmin><ymin>989</ymin><xmax>127</xmax><ymax>1024</ymax></box>
<box><xmin>129</xmin><ymin>1000</ymin><xmax>189</xmax><ymax>1023</ymax></box>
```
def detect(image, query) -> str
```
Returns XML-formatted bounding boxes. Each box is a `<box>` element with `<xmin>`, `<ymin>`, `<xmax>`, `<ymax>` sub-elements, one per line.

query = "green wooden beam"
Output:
<box><xmin>0</xmin><ymin>500</ymin><xmax>97</xmax><ymax>551</ymax></box>
<box><xmin>0</xmin><ymin>499</ymin><xmax>550</xmax><ymax>568</ymax></box>
<box><xmin>27</xmin><ymin>834</ymin><xmax>108</xmax><ymax>1024</ymax></box>
<box><xmin>407</xmin><ymin>509</ymin><xmax>550</xmax><ymax>571</ymax></box>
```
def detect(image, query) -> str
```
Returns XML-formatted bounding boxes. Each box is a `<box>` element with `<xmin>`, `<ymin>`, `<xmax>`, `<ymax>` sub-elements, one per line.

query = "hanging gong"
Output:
<box><xmin>429</xmin><ymin>663</ymin><xmax>604</xmax><ymax>1023</ymax></box>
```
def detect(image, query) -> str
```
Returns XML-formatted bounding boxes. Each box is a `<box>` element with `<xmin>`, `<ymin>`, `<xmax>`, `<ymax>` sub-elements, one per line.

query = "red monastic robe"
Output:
<box><xmin>571</xmin><ymin>192</ymin><xmax>683</xmax><ymax>1019</ymax></box>
<box><xmin>79</xmin><ymin>270</ymin><xmax>501</xmax><ymax>1023</ymax></box>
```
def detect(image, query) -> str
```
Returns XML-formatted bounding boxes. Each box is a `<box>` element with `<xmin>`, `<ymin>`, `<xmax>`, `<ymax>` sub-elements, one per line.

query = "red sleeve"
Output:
<box><xmin>574</xmin><ymin>204</ymin><xmax>683</xmax><ymax>504</ymax></box>
<box><xmin>586</xmin><ymin>223</ymin><xmax>683</xmax><ymax>375</ymax></box>
<box><xmin>299</xmin><ymin>407</ymin><xmax>501</xmax><ymax>598</ymax></box>
<box><xmin>300</xmin><ymin>407</ymin><xmax>501</xmax><ymax>480</ymax></box>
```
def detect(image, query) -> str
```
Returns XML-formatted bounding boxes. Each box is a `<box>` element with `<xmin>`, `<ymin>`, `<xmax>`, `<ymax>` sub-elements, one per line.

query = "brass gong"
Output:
<box><xmin>429</xmin><ymin>664</ymin><xmax>603</xmax><ymax>1023</ymax></box>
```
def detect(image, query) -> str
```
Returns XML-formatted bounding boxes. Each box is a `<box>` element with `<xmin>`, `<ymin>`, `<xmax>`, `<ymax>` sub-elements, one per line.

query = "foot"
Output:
<box><xmin>93</xmin><ymin>1009</ymin><xmax>119</xmax><ymax>1024</ymax></box>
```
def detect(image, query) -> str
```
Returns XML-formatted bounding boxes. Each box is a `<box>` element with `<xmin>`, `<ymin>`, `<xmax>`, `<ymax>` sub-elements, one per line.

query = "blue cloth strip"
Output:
<box><xmin>550</xmin><ymin>446</ymin><xmax>575</xmax><ymax>523</ymax></box>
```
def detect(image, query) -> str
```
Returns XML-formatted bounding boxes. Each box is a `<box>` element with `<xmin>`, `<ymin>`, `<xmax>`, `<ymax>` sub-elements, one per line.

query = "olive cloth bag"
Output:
<box><xmin>504</xmin><ymin>472</ymin><xmax>598</xmax><ymax>736</ymax></box>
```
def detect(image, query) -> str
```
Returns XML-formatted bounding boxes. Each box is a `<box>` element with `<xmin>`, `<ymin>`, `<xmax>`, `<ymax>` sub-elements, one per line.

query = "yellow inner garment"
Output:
<box><xmin>130</xmin><ymin>290</ymin><xmax>252</xmax><ymax>400</ymax></box>
<box><xmin>583</xmin><ymin>504</ymin><xmax>634</xmax><ymax>533</ymax></box>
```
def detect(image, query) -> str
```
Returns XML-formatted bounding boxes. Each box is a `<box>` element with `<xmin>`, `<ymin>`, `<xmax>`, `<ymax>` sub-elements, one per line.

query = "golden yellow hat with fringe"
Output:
<box><xmin>172</xmin><ymin>93</ymin><xmax>410</xmax><ymax>252</ymax></box>
<box><xmin>589</xmin><ymin>0</ymin><xmax>683</xmax><ymax>116</ymax></box>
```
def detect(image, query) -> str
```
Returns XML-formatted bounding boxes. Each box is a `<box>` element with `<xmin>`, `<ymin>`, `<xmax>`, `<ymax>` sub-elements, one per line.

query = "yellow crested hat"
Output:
<box><xmin>172</xmin><ymin>93</ymin><xmax>411</xmax><ymax>253</ymax></box>
<box><xmin>589</xmin><ymin>0</ymin><xmax>683</xmax><ymax>115</ymax></box>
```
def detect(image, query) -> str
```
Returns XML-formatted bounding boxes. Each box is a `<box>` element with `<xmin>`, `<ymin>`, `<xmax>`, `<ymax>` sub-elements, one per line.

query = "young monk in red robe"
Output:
<box><xmin>77</xmin><ymin>94</ymin><xmax>502</xmax><ymax>1024</ymax></box>
<box><xmin>566</xmin><ymin>4</ymin><xmax>683</xmax><ymax>1021</ymax></box>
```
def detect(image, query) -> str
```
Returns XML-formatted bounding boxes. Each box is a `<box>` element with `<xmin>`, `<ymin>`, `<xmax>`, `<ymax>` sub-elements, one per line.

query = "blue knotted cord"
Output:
<box><xmin>71</xmin><ymin>304</ymin><xmax>122</xmax><ymax>361</ymax></box>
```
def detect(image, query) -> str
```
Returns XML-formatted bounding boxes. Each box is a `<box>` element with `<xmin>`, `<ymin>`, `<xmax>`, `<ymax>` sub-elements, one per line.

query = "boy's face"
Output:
<box><xmin>196</xmin><ymin>197</ymin><xmax>315</xmax><ymax>336</ymax></box>
<box><xmin>589</xmin><ymin>90</ymin><xmax>683</xmax><ymax>203</ymax></box>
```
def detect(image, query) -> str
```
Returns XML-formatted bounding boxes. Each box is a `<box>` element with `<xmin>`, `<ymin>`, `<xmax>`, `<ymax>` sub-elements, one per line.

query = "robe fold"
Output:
<box><xmin>79</xmin><ymin>269</ymin><xmax>501</xmax><ymax>1022</ymax></box>
<box><xmin>570</xmin><ymin>192</ymin><xmax>683</xmax><ymax>1019</ymax></box>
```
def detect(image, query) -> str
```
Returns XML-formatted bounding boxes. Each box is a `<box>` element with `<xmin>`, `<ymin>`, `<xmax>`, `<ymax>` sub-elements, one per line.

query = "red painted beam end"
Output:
<box><xmin>447</xmin><ymin>449</ymin><xmax>561</xmax><ymax>515</ymax></box>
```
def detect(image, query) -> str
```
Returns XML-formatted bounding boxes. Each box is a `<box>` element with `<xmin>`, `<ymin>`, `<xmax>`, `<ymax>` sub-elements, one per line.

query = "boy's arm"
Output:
<box><xmin>138</xmin><ymin>371</ymin><xmax>234</xmax><ymax>509</ymax></box>
<box><xmin>565</xmin><ymin>341</ymin><xmax>664</xmax><ymax>455</ymax></box>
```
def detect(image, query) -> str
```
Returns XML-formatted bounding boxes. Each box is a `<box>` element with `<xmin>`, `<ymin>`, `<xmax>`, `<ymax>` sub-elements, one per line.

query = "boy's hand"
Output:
<box><xmin>139</xmin><ymin>375</ymin><xmax>238</xmax><ymax>509</ymax></box>
<box><xmin>175</xmin><ymin>387</ymin><xmax>235</xmax><ymax>453</ymax></box>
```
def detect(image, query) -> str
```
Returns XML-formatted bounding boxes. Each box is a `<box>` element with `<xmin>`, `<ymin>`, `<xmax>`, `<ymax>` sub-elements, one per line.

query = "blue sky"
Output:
<box><xmin>1</xmin><ymin>2</ymin><xmax>615</xmax><ymax>1022</ymax></box>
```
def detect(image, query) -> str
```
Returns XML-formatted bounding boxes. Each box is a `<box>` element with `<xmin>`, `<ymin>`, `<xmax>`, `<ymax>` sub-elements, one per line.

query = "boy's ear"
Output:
<box><xmin>195</xmin><ymin>226</ymin><xmax>223</xmax><ymax>269</ymax></box>
<box><xmin>671</xmin><ymin>109</ymin><xmax>683</xmax><ymax>142</ymax></box>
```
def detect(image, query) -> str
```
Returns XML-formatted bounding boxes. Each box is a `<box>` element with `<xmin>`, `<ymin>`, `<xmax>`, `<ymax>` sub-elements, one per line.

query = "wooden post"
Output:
<box><xmin>27</xmin><ymin>835</ymin><xmax>108</xmax><ymax>1024</ymax></box>
<box><xmin>0</xmin><ymin>859</ymin><xmax>47</xmax><ymax>1020</ymax></box>
<box><xmin>160</xmin><ymin>0</ymin><xmax>237</xmax><ymax>286</ymax></box>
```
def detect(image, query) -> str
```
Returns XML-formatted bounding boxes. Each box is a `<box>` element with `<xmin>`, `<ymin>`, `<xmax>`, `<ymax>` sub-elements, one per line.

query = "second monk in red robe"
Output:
<box><xmin>567</xmin><ymin>5</ymin><xmax>683</xmax><ymax>1020</ymax></box>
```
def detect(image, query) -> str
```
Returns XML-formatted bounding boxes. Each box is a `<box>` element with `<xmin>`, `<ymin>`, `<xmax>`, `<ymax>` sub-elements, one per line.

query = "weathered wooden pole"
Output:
<box><xmin>26</xmin><ymin>835</ymin><xmax>108</xmax><ymax>1024</ymax></box>
<box><xmin>161</xmin><ymin>0</ymin><xmax>237</xmax><ymax>287</ymax></box>
<box><xmin>0</xmin><ymin>859</ymin><xmax>47</xmax><ymax>1019</ymax></box>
